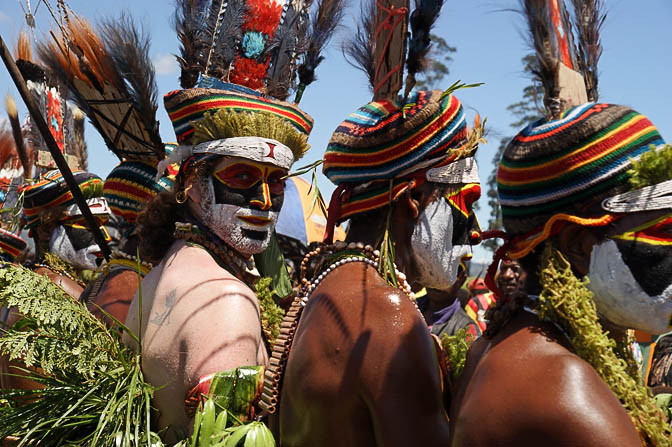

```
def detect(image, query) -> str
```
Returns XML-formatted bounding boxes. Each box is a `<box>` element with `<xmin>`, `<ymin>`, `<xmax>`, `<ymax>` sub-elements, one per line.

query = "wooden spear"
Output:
<box><xmin>0</xmin><ymin>34</ymin><xmax>111</xmax><ymax>260</ymax></box>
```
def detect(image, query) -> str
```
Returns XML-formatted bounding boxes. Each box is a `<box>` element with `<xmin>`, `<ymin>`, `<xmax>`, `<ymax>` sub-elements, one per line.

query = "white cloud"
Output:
<box><xmin>152</xmin><ymin>53</ymin><xmax>178</xmax><ymax>76</ymax></box>
<box><xmin>0</xmin><ymin>11</ymin><xmax>9</xmax><ymax>22</ymax></box>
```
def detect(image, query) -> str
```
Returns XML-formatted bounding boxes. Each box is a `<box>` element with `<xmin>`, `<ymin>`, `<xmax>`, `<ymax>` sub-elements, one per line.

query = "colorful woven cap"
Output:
<box><xmin>164</xmin><ymin>83</ymin><xmax>314</xmax><ymax>145</ymax></box>
<box><xmin>103</xmin><ymin>160</ymin><xmax>175</xmax><ymax>224</ymax></box>
<box><xmin>323</xmin><ymin>90</ymin><xmax>467</xmax><ymax>185</ymax></box>
<box><xmin>0</xmin><ymin>227</ymin><xmax>26</xmax><ymax>262</ymax></box>
<box><xmin>22</xmin><ymin>170</ymin><xmax>105</xmax><ymax>229</ymax></box>
<box><xmin>497</xmin><ymin>102</ymin><xmax>665</xmax><ymax>235</ymax></box>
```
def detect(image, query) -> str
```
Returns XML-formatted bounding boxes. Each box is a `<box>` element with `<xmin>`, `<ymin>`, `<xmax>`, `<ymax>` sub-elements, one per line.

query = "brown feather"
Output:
<box><xmin>343</xmin><ymin>0</ymin><xmax>377</xmax><ymax>92</ymax></box>
<box><xmin>15</xmin><ymin>31</ymin><xmax>33</xmax><ymax>63</ymax></box>
<box><xmin>570</xmin><ymin>0</ymin><xmax>605</xmax><ymax>101</ymax></box>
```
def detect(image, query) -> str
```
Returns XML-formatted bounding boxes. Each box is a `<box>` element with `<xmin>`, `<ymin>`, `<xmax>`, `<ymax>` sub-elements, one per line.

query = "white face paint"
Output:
<box><xmin>587</xmin><ymin>239</ymin><xmax>672</xmax><ymax>334</ymax></box>
<box><xmin>189</xmin><ymin>177</ymin><xmax>278</xmax><ymax>256</ymax></box>
<box><xmin>49</xmin><ymin>225</ymin><xmax>100</xmax><ymax>271</ymax></box>
<box><xmin>411</xmin><ymin>198</ymin><xmax>470</xmax><ymax>291</ymax></box>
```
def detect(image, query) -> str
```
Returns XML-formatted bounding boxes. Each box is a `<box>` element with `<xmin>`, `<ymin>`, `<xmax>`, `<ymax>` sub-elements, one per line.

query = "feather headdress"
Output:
<box><xmin>569</xmin><ymin>0</ymin><xmax>605</xmax><ymax>101</ymax></box>
<box><xmin>174</xmin><ymin>0</ymin><xmax>343</xmax><ymax>102</ymax></box>
<box><xmin>344</xmin><ymin>0</ymin><xmax>458</xmax><ymax>101</ymax></box>
<box><xmin>520</xmin><ymin>0</ymin><xmax>605</xmax><ymax>118</ymax></box>
<box><xmin>12</xmin><ymin>32</ymin><xmax>81</xmax><ymax>176</ymax></box>
<box><xmin>38</xmin><ymin>13</ymin><xmax>164</xmax><ymax>163</ymax></box>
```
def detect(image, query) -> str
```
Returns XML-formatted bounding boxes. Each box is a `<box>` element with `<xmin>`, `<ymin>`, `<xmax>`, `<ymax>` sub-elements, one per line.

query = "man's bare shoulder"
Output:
<box><xmin>454</xmin><ymin>315</ymin><xmax>640</xmax><ymax>446</ymax></box>
<box><xmin>158</xmin><ymin>241</ymin><xmax>254</xmax><ymax>299</ymax></box>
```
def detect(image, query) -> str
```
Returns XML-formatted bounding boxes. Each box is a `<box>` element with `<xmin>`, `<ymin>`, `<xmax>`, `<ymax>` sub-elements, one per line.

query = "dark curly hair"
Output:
<box><xmin>136</xmin><ymin>160</ymin><xmax>215</xmax><ymax>263</ymax></box>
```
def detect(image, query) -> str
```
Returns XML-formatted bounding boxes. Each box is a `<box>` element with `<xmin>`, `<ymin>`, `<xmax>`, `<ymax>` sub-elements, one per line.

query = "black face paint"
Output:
<box><xmin>211</xmin><ymin>178</ymin><xmax>284</xmax><ymax>212</ymax></box>
<box><xmin>615</xmin><ymin>238</ymin><xmax>672</xmax><ymax>297</ymax></box>
<box><xmin>63</xmin><ymin>225</ymin><xmax>97</xmax><ymax>251</ymax></box>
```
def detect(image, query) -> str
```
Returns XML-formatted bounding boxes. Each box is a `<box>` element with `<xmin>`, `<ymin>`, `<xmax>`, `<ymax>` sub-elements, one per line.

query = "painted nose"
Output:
<box><xmin>250</xmin><ymin>181</ymin><xmax>273</xmax><ymax>211</ymax></box>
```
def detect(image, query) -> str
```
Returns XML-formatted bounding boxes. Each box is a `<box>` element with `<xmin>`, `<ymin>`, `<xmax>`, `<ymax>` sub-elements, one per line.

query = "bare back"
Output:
<box><xmin>450</xmin><ymin>311</ymin><xmax>641</xmax><ymax>447</ymax></box>
<box><xmin>123</xmin><ymin>240</ymin><xmax>268</xmax><ymax>440</ymax></box>
<box><xmin>278</xmin><ymin>261</ymin><xmax>450</xmax><ymax>446</ymax></box>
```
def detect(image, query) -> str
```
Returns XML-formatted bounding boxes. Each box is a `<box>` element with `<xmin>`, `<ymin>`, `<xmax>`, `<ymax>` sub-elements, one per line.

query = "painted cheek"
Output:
<box><xmin>212</xmin><ymin>180</ymin><xmax>251</xmax><ymax>207</ymax></box>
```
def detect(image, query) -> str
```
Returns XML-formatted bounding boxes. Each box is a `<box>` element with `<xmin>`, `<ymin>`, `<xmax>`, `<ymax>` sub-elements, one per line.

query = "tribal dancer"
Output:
<box><xmin>21</xmin><ymin>170</ymin><xmax>111</xmax><ymax>297</ymax></box>
<box><xmin>268</xmin><ymin>0</ymin><xmax>484</xmax><ymax>444</ymax></box>
<box><xmin>120</xmin><ymin>0</ymin><xmax>341</xmax><ymax>441</ymax></box>
<box><xmin>451</xmin><ymin>1</ymin><xmax>671</xmax><ymax>445</ymax></box>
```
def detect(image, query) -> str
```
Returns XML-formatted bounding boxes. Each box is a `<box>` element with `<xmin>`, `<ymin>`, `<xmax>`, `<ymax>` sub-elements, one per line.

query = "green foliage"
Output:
<box><xmin>176</xmin><ymin>397</ymin><xmax>275</xmax><ymax>447</ymax></box>
<box><xmin>538</xmin><ymin>244</ymin><xmax>671</xmax><ymax>444</ymax></box>
<box><xmin>441</xmin><ymin>327</ymin><xmax>475</xmax><ymax>381</ymax></box>
<box><xmin>0</xmin><ymin>263</ymin><xmax>158</xmax><ymax>446</ymax></box>
<box><xmin>414</xmin><ymin>35</ymin><xmax>456</xmax><ymax>91</ymax></box>
<box><xmin>255</xmin><ymin>277</ymin><xmax>285</xmax><ymax>345</ymax></box>
<box><xmin>628</xmin><ymin>144</ymin><xmax>672</xmax><ymax>190</ymax></box>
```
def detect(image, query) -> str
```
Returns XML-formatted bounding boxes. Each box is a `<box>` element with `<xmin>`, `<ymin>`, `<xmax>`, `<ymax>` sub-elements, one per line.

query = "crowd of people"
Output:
<box><xmin>0</xmin><ymin>0</ymin><xmax>671</xmax><ymax>445</ymax></box>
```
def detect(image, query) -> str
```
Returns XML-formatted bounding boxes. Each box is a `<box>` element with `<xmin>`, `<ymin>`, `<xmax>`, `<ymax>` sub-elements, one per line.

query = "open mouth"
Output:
<box><xmin>238</xmin><ymin>215</ymin><xmax>272</xmax><ymax>227</ymax></box>
<box><xmin>242</xmin><ymin>229</ymin><xmax>267</xmax><ymax>241</ymax></box>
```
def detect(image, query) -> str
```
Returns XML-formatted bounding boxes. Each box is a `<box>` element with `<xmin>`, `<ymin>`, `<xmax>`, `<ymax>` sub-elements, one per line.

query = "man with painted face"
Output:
<box><xmin>21</xmin><ymin>170</ymin><xmax>111</xmax><ymax>298</ymax></box>
<box><xmin>450</xmin><ymin>1</ymin><xmax>672</xmax><ymax>445</ymax></box>
<box><xmin>271</xmin><ymin>66</ymin><xmax>485</xmax><ymax>446</ymax></box>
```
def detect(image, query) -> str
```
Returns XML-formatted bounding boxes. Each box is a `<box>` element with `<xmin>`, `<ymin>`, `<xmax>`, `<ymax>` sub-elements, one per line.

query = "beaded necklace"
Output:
<box><xmin>173</xmin><ymin>221</ymin><xmax>256</xmax><ymax>285</ymax></box>
<box><xmin>259</xmin><ymin>240</ymin><xmax>418</xmax><ymax>414</ymax></box>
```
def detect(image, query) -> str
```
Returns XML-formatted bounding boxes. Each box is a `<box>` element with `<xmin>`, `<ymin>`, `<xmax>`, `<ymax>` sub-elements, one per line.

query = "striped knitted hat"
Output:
<box><xmin>323</xmin><ymin>90</ymin><xmax>469</xmax><ymax>222</ymax></box>
<box><xmin>498</xmin><ymin>102</ymin><xmax>664</xmax><ymax>237</ymax></box>
<box><xmin>0</xmin><ymin>227</ymin><xmax>26</xmax><ymax>262</ymax></box>
<box><xmin>165</xmin><ymin>83</ymin><xmax>313</xmax><ymax>145</ymax></box>
<box><xmin>103</xmin><ymin>160</ymin><xmax>175</xmax><ymax>224</ymax></box>
<box><xmin>22</xmin><ymin>170</ymin><xmax>106</xmax><ymax>229</ymax></box>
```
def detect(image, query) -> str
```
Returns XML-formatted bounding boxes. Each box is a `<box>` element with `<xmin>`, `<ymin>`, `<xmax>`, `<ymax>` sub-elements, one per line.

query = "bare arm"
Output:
<box><xmin>363</xmin><ymin>289</ymin><xmax>451</xmax><ymax>446</ymax></box>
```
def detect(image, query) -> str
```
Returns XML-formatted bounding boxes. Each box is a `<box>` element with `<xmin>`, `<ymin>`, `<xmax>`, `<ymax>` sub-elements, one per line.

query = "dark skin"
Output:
<box><xmin>449</xmin><ymin>207</ymin><xmax>670</xmax><ymax>446</ymax></box>
<box><xmin>81</xmin><ymin>236</ymin><xmax>142</xmax><ymax>328</ymax></box>
<box><xmin>422</xmin><ymin>269</ymin><xmax>467</xmax><ymax>324</ymax></box>
<box><xmin>496</xmin><ymin>259</ymin><xmax>526</xmax><ymax>300</ymax></box>
<box><xmin>278</xmin><ymin>183</ymin><xmax>452</xmax><ymax>446</ymax></box>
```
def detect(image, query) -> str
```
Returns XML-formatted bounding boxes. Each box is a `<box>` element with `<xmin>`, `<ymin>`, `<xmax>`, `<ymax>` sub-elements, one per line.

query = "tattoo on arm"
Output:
<box><xmin>150</xmin><ymin>289</ymin><xmax>178</xmax><ymax>325</ymax></box>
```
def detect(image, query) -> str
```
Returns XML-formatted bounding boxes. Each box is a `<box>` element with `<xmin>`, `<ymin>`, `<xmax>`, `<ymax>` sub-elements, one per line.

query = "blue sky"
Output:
<box><xmin>1</xmin><ymin>0</ymin><xmax>670</xmax><ymax>263</ymax></box>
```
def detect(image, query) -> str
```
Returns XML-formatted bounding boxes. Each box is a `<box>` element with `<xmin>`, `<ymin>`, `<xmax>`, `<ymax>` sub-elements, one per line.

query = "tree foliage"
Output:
<box><xmin>482</xmin><ymin>54</ymin><xmax>543</xmax><ymax>253</ymax></box>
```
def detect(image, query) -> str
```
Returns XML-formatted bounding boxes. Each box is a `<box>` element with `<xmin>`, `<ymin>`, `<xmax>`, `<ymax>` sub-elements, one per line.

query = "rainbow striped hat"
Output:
<box><xmin>323</xmin><ymin>90</ymin><xmax>470</xmax><ymax>222</ymax></box>
<box><xmin>0</xmin><ymin>227</ymin><xmax>26</xmax><ymax>262</ymax></box>
<box><xmin>103</xmin><ymin>160</ymin><xmax>175</xmax><ymax>224</ymax></box>
<box><xmin>22</xmin><ymin>170</ymin><xmax>106</xmax><ymax>229</ymax></box>
<box><xmin>164</xmin><ymin>82</ymin><xmax>313</xmax><ymax>171</ymax></box>
<box><xmin>497</xmin><ymin>102</ymin><xmax>665</xmax><ymax>237</ymax></box>
<box><xmin>165</xmin><ymin>83</ymin><xmax>313</xmax><ymax>143</ymax></box>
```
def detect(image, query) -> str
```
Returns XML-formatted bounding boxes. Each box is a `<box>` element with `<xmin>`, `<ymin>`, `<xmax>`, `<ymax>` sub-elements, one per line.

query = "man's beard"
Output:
<box><xmin>190</xmin><ymin>177</ymin><xmax>278</xmax><ymax>256</ymax></box>
<box><xmin>587</xmin><ymin>238</ymin><xmax>672</xmax><ymax>334</ymax></box>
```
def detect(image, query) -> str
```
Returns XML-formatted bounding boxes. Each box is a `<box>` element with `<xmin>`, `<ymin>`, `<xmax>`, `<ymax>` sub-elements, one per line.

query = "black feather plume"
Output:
<box><xmin>343</xmin><ymin>0</ymin><xmax>376</xmax><ymax>91</ymax></box>
<box><xmin>100</xmin><ymin>15</ymin><xmax>163</xmax><ymax>156</ymax></box>
<box><xmin>294</xmin><ymin>0</ymin><xmax>345</xmax><ymax>103</ymax></box>
<box><xmin>210</xmin><ymin>0</ymin><xmax>247</xmax><ymax>80</ymax></box>
<box><xmin>267</xmin><ymin>2</ymin><xmax>308</xmax><ymax>101</ymax></box>
<box><xmin>175</xmin><ymin>0</ymin><xmax>209</xmax><ymax>88</ymax></box>
<box><xmin>570</xmin><ymin>0</ymin><xmax>605</xmax><ymax>101</ymax></box>
<box><xmin>521</xmin><ymin>0</ymin><xmax>562</xmax><ymax>119</ymax></box>
<box><xmin>404</xmin><ymin>0</ymin><xmax>444</xmax><ymax>98</ymax></box>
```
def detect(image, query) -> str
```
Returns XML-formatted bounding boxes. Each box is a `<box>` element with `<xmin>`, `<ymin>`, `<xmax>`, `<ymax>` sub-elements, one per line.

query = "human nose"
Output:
<box><xmin>249</xmin><ymin>180</ymin><xmax>272</xmax><ymax>211</ymax></box>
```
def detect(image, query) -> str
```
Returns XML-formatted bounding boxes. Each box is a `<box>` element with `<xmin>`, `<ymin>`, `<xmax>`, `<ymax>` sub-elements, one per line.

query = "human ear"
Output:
<box><xmin>185</xmin><ymin>177</ymin><xmax>201</xmax><ymax>205</ymax></box>
<box><xmin>406</xmin><ymin>190</ymin><xmax>420</xmax><ymax>219</ymax></box>
<box><xmin>555</xmin><ymin>223</ymin><xmax>599</xmax><ymax>276</ymax></box>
